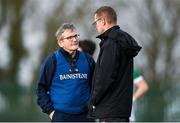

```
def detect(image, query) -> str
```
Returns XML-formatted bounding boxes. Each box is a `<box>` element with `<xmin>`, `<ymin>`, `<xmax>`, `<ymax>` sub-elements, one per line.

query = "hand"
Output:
<box><xmin>49</xmin><ymin>110</ymin><xmax>55</xmax><ymax>120</ymax></box>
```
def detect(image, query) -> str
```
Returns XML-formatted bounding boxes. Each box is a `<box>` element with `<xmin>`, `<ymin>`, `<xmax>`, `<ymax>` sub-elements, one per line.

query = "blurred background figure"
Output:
<box><xmin>79</xmin><ymin>39</ymin><xmax>96</xmax><ymax>57</ymax></box>
<box><xmin>130</xmin><ymin>68</ymin><xmax>149</xmax><ymax>121</ymax></box>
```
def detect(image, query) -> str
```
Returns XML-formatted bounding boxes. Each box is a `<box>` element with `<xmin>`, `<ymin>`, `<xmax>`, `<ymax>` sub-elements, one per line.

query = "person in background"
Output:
<box><xmin>130</xmin><ymin>68</ymin><xmax>149</xmax><ymax>121</ymax></box>
<box><xmin>36</xmin><ymin>23</ymin><xmax>95</xmax><ymax>122</ymax></box>
<box><xmin>79</xmin><ymin>39</ymin><xmax>96</xmax><ymax>57</ymax></box>
<box><xmin>88</xmin><ymin>6</ymin><xmax>142</xmax><ymax>122</ymax></box>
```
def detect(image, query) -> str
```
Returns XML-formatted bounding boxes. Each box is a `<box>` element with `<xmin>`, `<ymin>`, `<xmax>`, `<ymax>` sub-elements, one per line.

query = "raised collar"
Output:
<box><xmin>96</xmin><ymin>25</ymin><xmax>120</xmax><ymax>47</ymax></box>
<box><xmin>96</xmin><ymin>25</ymin><xmax>120</xmax><ymax>39</ymax></box>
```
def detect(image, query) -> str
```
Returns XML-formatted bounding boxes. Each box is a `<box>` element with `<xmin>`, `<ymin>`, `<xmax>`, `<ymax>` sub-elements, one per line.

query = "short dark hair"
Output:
<box><xmin>95</xmin><ymin>6</ymin><xmax>117</xmax><ymax>24</ymax></box>
<box><xmin>79</xmin><ymin>40</ymin><xmax>96</xmax><ymax>56</ymax></box>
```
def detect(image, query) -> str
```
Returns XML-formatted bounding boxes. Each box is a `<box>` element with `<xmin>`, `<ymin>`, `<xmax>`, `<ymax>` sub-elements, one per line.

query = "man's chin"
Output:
<box><xmin>71</xmin><ymin>46</ymin><xmax>79</xmax><ymax>50</ymax></box>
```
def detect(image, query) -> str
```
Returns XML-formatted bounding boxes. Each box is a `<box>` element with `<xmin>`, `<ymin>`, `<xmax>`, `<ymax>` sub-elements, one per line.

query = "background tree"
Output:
<box><xmin>0</xmin><ymin>0</ymin><xmax>27</xmax><ymax>83</ymax></box>
<box><xmin>121</xmin><ymin>0</ymin><xmax>180</xmax><ymax>121</ymax></box>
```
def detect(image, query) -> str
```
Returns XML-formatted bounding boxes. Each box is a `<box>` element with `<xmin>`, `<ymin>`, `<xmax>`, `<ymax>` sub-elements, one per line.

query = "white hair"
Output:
<box><xmin>55</xmin><ymin>23</ymin><xmax>76</xmax><ymax>40</ymax></box>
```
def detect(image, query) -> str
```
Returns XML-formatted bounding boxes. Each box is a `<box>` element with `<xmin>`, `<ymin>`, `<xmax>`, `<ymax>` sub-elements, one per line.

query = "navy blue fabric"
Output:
<box><xmin>51</xmin><ymin>111</ymin><xmax>94</xmax><ymax>122</ymax></box>
<box><xmin>36</xmin><ymin>53</ymin><xmax>56</xmax><ymax>114</ymax></box>
<box><xmin>36</xmin><ymin>49</ymin><xmax>95</xmax><ymax>115</ymax></box>
<box><xmin>50</xmin><ymin>50</ymin><xmax>90</xmax><ymax>114</ymax></box>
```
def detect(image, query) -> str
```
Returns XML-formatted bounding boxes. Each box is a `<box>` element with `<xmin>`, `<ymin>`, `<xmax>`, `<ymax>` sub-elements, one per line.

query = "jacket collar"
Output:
<box><xmin>96</xmin><ymin>25</ymin><xmax>120</xmax><ymax>47</ymax></box>
<box><xmin>96</xmin><ymin>25</ymin><xmax>120</xmax><ymax>39</ymax></box>
<box><xmin>59</xmin><ymin>48</ymin><xmax>79</xmax><ymax>63</ymax></box>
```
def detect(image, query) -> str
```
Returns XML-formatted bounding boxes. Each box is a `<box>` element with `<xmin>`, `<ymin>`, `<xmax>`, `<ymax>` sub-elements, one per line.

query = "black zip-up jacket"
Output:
<box><xmin>88</xmin><ymin>26</ymin><xmax>141</xmax><ymax>118</ymax></box>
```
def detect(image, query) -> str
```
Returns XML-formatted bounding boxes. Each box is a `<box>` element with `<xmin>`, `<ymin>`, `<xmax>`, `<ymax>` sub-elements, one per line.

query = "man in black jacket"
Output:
<box><xmin>88</xmin><ymin>6</ymin><xmax>142</xmax><ymax>122</ymax></box>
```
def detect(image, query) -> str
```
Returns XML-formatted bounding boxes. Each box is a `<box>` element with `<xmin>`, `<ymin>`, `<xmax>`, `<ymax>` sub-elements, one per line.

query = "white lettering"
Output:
<box><xmin>59</xmin><ymin>73</ymin><xmax>88</xmax><ymax>80</ymax></box>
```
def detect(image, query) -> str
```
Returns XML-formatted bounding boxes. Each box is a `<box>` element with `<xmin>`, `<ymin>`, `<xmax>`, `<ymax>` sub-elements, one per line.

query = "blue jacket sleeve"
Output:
<box><xmin>36</xmin><ymin>53</ymin><xmax>56</xmax><ymax>114</ymax></box>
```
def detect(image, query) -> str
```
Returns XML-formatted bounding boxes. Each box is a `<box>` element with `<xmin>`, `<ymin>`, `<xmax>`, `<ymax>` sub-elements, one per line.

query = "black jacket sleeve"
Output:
<box><xmin>36</xmin><ymin>53</ymin><xmax>56</xmax><ymax>114</ymax></box>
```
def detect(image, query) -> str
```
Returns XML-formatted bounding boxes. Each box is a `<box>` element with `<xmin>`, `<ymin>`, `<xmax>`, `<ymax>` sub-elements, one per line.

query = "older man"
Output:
<box><xmin>36</xmin><ymin>23</ymin><xmax>95</xmax><ymax>122</ymax></box>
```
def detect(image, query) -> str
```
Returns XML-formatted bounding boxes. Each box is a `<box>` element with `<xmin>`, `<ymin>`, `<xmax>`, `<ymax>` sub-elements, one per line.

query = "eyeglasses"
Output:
<box><xmin>61</xmin><ymin>34</ymin><xmax>80</xmax><ymax>40</ymax></box>
<box><xmin>92</xmin><ymin>18</ymin><xmax>102</xmax><ymax>26</ymax></box>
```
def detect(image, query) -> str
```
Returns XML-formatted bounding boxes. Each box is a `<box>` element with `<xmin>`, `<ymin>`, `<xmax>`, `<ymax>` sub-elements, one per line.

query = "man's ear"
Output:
<box><xmin>102</xmin><ymin>18</ymin><xmax>106</xmax><ymax>25</ymax></box>
<box><xmin>57</xmin><ymin>40</ymin><xmax>63</xmax><ymax>47</ymax></box>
